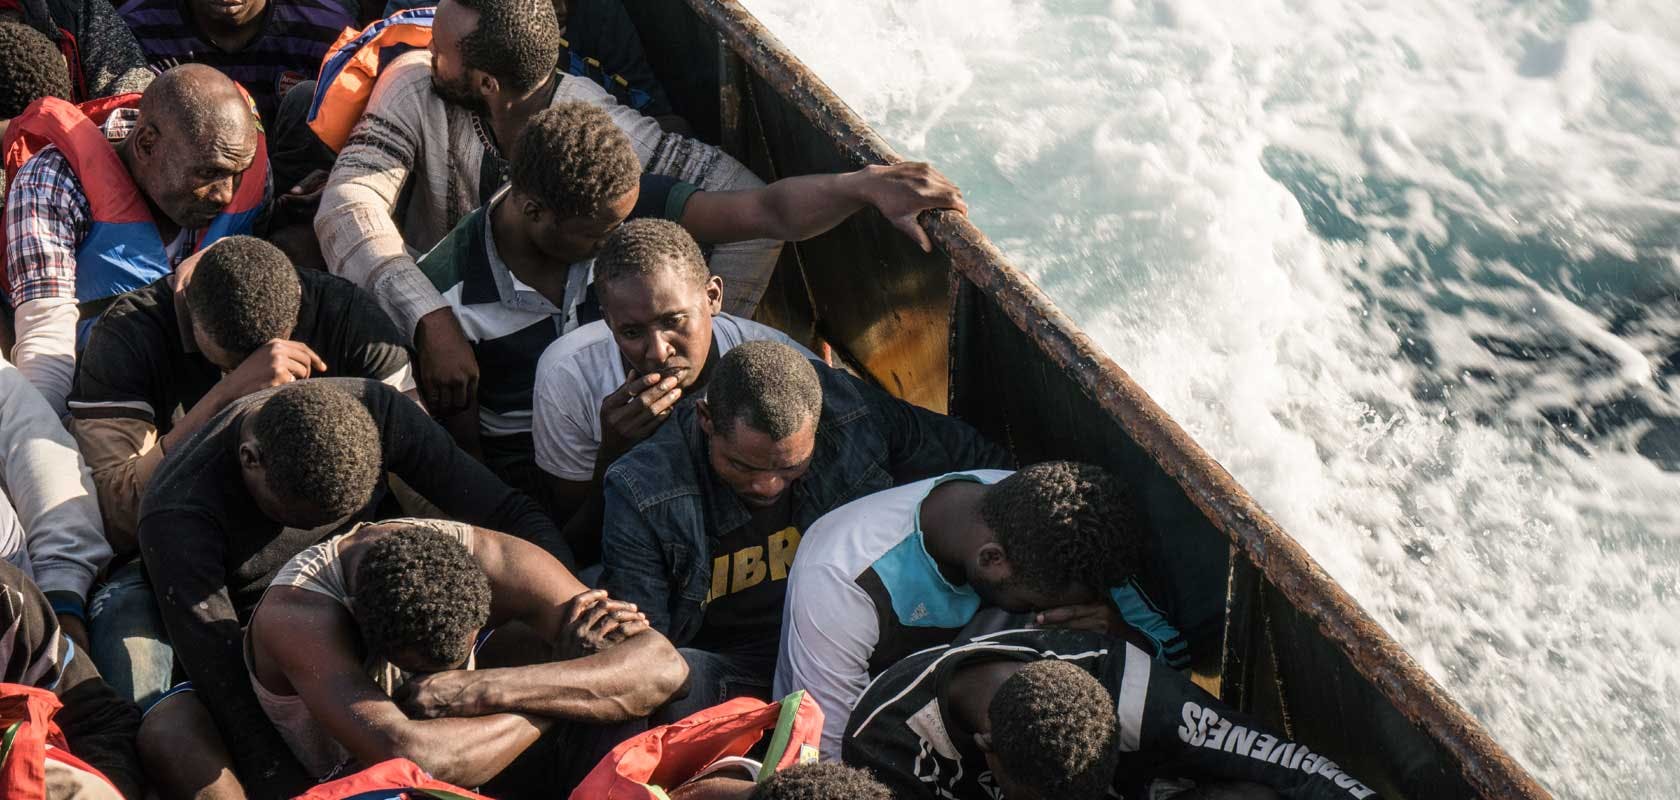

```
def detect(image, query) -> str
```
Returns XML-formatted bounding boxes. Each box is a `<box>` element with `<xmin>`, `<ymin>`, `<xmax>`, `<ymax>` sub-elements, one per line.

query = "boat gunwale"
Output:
<box><xmin>683</xmin><ymin>1</ymin><xmax>1553</xmax><ymax>797</ymax></box>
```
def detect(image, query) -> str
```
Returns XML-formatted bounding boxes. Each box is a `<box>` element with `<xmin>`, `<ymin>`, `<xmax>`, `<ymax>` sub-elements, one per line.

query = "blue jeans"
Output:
<box><xmin>653</xmin><ymin>647</ymin><xmax>775</xmax><ymax>725</ymax></box>
<box><xmin>88</xmin><ymin>562</ymin><xmax>175</xmax><ymax>709</ymax></box>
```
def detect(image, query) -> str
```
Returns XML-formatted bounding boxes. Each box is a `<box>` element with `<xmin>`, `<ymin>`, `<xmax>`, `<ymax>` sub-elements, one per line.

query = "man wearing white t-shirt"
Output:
<box><xmin>530</xmin><ymin>219</ymin><xmax>814</xmax><ymax>559</ymax></box>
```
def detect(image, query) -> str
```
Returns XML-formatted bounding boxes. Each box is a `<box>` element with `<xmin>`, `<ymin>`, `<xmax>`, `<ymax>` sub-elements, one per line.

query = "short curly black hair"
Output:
<box><xmin>595</xmin><ymin>218</ymin><xmax>710</xmax><ymax>291</ymax></box>
<box><xmin>251</xmin><ymin>382</ymin><xmax>383</xmax><ymax>521</ymax></box>
<box><xmin>989</xmin><ymin>660</ymin><xmax>1118</xmax><ymax>796</ymax></box>
<box><xmin>453</xmin><ymin>0</ymin><xmax>559</xmax><ymax>93</ymax></box>
<box><xmin>706</xmin><ymin>340</ymin><xmax>822</xmax><ymax>440</ymax></box>
<box><xmin>353</xmin><ymin>525</ymin><xmax>491</xmax><ymax>669</ymax></box>
<box><xmin>980</xmin><ymin>461</ymin><xmax>1142</xmax><ymax>596</ymax></box>
<box><xmin>186</xmin><ymin>236</ymin><xmax>302</xmax><ymax>358</ymax></box>
<box><xmin>511</xmin><ymin>102</ymin><xmax>640</xmax><ymax>219</ymax></box>
<box><xmin>0</xmin><ymin>19</ymin><xmax>71</xmax><ymax>119</ymax></box>
<box><xmin>749</xmin><ymin>763</ymin><xmax>892</xmax><ymax>800</ymax></box>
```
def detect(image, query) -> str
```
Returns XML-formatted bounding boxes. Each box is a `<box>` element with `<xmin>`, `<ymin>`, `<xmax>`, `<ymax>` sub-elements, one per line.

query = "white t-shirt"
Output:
<box><xmin>530</xmin><ymin>313</ymin><xmax>813</xmax><ymax>481</ymax></box>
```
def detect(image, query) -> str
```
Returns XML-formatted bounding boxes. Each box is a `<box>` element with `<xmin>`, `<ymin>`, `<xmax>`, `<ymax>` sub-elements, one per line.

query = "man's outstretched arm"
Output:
<box><xmin>678</xmin><ymin>162</ymin><xmax>968</xmax><ymax>252</ymax></box>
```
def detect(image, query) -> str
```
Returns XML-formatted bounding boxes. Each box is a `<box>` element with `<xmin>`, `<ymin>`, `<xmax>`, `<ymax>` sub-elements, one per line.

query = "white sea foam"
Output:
<box><xmin>741</xmin><ymin>0</ymin><xmax>1680</xmax><ymax>795</ymax></box>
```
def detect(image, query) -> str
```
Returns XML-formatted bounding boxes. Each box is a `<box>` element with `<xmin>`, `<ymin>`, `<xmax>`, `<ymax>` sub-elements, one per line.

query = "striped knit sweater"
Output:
<box><xmin>115</xmin><ymin>0</ymin><xmax>356</xmax><ymax>124</ymax></box>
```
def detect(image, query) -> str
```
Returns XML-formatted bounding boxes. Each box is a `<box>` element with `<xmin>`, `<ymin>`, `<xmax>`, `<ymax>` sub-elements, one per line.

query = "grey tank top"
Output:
<box><xmin>244</xmin><ymin>518</ymin><xmax>476</xmax><ymax>779</ymax></box>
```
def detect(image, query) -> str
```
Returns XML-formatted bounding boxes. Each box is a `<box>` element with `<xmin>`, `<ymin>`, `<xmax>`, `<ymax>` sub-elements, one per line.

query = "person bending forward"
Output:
<box><xmin>244</xmin><ymin>519</ymin><xmax>685</xmax><ymax>793</ymax></box>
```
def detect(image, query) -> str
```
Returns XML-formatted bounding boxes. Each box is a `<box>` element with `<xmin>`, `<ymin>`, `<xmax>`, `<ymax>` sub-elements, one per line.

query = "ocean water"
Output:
<box><xmin>739</xmin><ymin>0</ymin><xmax>1680</xmax><ymax>796</ymax></box>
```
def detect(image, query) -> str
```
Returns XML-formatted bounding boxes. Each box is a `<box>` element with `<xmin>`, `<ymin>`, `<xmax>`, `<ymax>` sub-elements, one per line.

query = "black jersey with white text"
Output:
<box><xmin>841</xmin><ymin>629</ymin><xmax>1380</xmax><ymax>800</ymax></box>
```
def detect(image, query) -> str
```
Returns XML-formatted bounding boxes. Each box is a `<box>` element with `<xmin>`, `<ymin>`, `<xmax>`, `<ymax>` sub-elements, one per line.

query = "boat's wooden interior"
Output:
<box><xmin>616</xmin><ymin>2</ymin><xmax>1554</xmax><ymax>797</ymax></box>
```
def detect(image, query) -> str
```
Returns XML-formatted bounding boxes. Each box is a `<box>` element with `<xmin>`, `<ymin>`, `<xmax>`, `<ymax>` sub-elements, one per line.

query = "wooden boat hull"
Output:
<box><xmin>621</xmin><ymin>2</ymin><xmax>1554</xmax><ymax>797</ymax></box>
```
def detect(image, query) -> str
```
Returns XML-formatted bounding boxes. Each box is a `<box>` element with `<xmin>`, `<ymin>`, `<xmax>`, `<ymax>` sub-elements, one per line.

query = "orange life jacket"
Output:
<box><xmin>570</xmin><ymin>692</ymin><xmax>825</xmax><ymax>800</ymax></box>
<box><xmin>306</xmin><ymin>8</ymin><xmax>436</xmax><ymax>152</ymax></box>
<box><xmin>291</xmin><ymin>758</ymin><xmax>490</xmax><ymax>800</ymax></box>
<box><xmin>0</xmin><ymin>93</ymin><xmax>270</xmax><ymax>308</ymax></box>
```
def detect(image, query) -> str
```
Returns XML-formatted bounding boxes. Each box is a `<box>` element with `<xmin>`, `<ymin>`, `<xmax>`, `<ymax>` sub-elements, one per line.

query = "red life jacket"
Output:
<box><xmin>0</xmin><ymin>93</ymin><xmax>270</xmax><ymax>306</ymax></box>
<box><xmin>0</xmin><ymin>683</ymin><xmax>123</xmax><ymax>800</ymax></box>
<box><xmin>570</xmin><ymin>692</ymin><xmax>825</xmax><ymax>800</ymax></box>
<box><xmin>292</xmin><ymin>758</ymin><xmax>490</xmax><ymax>800</ymax></box>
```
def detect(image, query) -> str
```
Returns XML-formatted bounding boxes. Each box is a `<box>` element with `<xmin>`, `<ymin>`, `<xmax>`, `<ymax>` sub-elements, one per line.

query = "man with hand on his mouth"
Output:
<box><xmin>420</xmin><ymin>102</ymin><xmax>966</xmax><ymax>522</ymax></box>
<box><xmin>594</xmin><ymin>338</ymin><xmax>1010</xmax><ymax>722</ymax></box>
<box><xmin>526</xmin><ymin>218</ymin><xmax>814</xmax><ymax>561</ymax></box>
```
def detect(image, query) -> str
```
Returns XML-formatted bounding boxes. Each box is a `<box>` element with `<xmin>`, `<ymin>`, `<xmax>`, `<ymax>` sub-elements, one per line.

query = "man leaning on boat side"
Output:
<box><xmin>774</xmin><ymin>460</ymin><xmax>1191</xmax><ymax>759</ymax></box>
<box><xmin>843</xmin><ymin>627</ymin><xmax>1378</xmax><ymax>800</ymax></box>
<box><xmin>597</xmin><ymin>338</ymin><xmax>1013</xmax><ymax>727</ymax></box>
<box><xmin>313</xmin><ymin>0</ymin><xmax>778</xmax><ymax>425</ymax></box>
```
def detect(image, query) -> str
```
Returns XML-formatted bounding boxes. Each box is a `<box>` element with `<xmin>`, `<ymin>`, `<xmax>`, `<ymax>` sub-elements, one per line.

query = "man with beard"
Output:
<box><xmin>773</xmin><ymin>460</ymin><xmax>1189</xmax><ymax>759</ymax></box>
<box><xmin>599</xmin><ymin>341</ymin><xmax>1011</xmax><ymax>723</ymax></box>
<box><xmin>379</xmin><ymin>0</ymin><xmax>679</xmax><ymax>124</ymax></box>
<box><xmin>315</xmin><ymin>0</ymin><xmax>778</xmax><ymax>423</ymax></box>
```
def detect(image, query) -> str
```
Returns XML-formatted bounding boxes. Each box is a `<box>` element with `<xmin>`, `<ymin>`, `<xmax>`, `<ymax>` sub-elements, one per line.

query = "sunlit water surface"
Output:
<box><xmin>741</xmin><ymin>1</ymin><xmax>1680</xmax><ymax>796</ymax></box>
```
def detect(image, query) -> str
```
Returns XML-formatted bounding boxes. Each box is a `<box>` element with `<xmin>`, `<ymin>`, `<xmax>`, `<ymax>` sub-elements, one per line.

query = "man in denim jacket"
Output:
<box><xmin>599</xmin><ymin>341</ymin><xmax>1010</xmax><ymax>722</ymax></box>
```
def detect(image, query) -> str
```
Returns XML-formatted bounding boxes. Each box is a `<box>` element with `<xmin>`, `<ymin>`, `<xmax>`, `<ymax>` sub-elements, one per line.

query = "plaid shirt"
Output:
<box><xmin>4</xmin><ymin>109</ymin><xmax>197</xmax><ymax>308</ymax></box>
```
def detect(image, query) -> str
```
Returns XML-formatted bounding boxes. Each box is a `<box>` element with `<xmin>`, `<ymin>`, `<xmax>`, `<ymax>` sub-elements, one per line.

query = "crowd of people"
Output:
<box><xmin>0</xmin><ymin>0</ymin><xmax>1384</xmax><ymax>797</ymax></box>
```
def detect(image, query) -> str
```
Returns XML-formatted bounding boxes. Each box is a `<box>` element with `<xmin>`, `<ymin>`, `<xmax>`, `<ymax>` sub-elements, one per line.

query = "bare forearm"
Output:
<box><xmin>389</xmin><ymin>713</ymin><xmax>549</xmax><ymax>787</ymax></box>
<box><xmin>469</xmin><ymin>633</ymin><xmax>686</xmax><ymax>722</ymax></box>
<box><xmin>750</xmin><ymin>170</ymin><xmax>873</xmax><ymax>242</ymax></box>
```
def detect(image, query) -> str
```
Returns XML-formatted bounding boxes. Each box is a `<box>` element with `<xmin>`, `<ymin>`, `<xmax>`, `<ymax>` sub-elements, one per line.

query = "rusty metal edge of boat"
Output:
<box><xmin>683</xmin><ymin>0</ymin><xmax>1554</xmax><ymax>797</ymax></box>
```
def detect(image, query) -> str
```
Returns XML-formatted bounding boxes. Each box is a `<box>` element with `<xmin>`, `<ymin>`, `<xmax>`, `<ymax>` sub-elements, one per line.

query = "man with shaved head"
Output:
<box><xmin>4</xmin><ymin>63</ymin><xmax>269</xmax><ymax>413</ymax></box>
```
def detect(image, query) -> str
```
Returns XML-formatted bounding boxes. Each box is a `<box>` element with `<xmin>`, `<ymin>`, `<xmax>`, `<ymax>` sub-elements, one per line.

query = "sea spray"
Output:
<box><xmin>741</xmin><ymin>0</ymin><xmax>1680</xmax><ymax>795</ymax></box>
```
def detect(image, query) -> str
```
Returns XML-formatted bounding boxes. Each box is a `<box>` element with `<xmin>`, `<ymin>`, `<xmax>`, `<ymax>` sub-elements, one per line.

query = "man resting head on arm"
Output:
<box><xmin>240</xmin><ymin>519</ymin><xmax>685</xmax><ymax>792</ymax></box>
<box><xmin>71</xmin><ymin>235</ymin><xmax>413</xmax><ymax>555</ymax></box>
<box><xmin>844</xmin><ymin>628</ymin><xmax>1378</xmax><ymax>800</ymax></box>
<box><xmin>775</xmin><ymin>462</ymin><xmax>1191</xmax><ymax>759</ymax></box>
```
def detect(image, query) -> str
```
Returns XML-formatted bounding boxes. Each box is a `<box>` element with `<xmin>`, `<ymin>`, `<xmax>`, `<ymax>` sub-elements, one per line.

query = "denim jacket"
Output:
<box><xmin>600</xmin><ymin>364</ymin><xmax>1013</xmax><ymax>648</ymax></box>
